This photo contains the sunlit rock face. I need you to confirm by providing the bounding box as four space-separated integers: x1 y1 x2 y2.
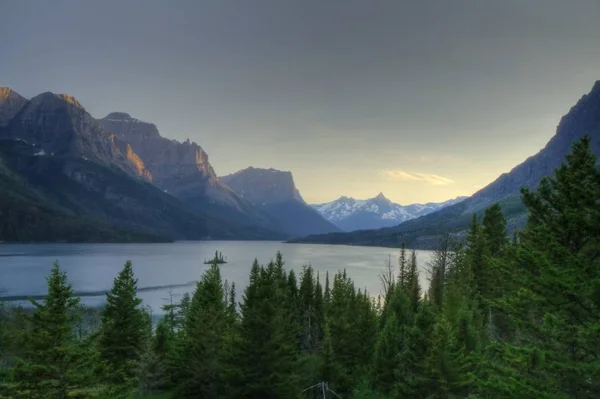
99 113 247 211
1 92 152 181
0 87 29 127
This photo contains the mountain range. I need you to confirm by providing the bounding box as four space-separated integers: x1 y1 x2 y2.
220 167 340 237
291 80 600 249
0 88 334 242
311 193 466 231
3 79 600 245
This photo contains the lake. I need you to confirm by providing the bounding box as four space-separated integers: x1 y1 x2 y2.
0 241 434 314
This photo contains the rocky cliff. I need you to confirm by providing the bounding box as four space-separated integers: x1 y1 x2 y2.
220 167 306 205
1 91 151 181
100 113 246 209
220 167 340 237
0 88 29 127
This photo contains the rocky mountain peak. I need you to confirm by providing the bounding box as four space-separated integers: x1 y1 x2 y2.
97 113 254 210
57 94 84 109
0 88 28 127
220 167 305 205
104 112 133 121
373 192 389 202
2 91 152 181
0 87 19 100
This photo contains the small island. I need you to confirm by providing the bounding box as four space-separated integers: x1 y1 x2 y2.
204 250 228 265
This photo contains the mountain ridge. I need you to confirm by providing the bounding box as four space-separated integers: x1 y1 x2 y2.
98 113 278 231
0 89 286 242
220 167 340 237
292 80 600 248
311 193 467 231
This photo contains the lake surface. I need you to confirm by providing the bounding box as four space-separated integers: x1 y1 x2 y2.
0 241 433 313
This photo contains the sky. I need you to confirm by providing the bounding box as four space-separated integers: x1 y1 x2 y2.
1 0 600 204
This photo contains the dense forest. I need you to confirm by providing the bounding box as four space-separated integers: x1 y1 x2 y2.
0 137 598 398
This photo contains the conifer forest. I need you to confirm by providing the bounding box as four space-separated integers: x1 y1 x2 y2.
1 137 599 398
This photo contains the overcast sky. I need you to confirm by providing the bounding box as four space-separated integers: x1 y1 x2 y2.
2 0 599 204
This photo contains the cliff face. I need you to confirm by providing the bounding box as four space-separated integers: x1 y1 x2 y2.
220 167 306 205
100 113 246 208
220 167 340 237
0 88 29 127
2 92 151 181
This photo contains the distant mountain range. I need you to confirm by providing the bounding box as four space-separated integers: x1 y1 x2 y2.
311 193 466 231
3 80 600 245
220 167 340 237
0 89 282 242
0 88 337 242
291 80 600 249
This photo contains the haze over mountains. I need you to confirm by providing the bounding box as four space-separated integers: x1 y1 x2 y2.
311 193 466 231
293 80 600 248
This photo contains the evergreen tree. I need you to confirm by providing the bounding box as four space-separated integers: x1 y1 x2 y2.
482 203 508 256
372 312 403 395
175 264 230 398
299 265 318 354
324 270 331 307
98 260 146 390
465 214 489 300
226 256 300 398
491 136 600 397
398 242 408 287
406 249 421 314
10 262 92 398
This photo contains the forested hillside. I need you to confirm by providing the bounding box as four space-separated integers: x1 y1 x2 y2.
0 138 598 398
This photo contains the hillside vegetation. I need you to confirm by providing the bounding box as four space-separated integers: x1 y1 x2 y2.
1 137 598 398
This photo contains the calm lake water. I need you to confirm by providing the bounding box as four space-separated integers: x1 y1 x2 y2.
0 241 433 313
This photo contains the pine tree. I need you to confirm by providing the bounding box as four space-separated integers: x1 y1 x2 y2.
482 204 508 256
226 256 300 398
98 260 146 390
299 265 318 353
406 249 421 314
466 214 489 300
396 301 437 397
491 136 600 398
10 262 92 398
175 264 229 398
324 270 331 307
372 312 403 395
398 242 408 287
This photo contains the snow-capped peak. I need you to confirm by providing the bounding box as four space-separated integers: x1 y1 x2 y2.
311 194 467 231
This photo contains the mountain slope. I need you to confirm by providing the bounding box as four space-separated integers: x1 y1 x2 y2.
311 193 466 231
0 88 28 127
0 89 285 242
1 91 152 180
98 113 279 231
220 167 340 237
0 139 282 241
292 80 600 249
0 142 166 243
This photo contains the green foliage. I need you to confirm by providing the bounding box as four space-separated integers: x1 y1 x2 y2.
173 264 230 398
4 139 600 398
99 261 147 390
9 262 94 398
225 258 301 398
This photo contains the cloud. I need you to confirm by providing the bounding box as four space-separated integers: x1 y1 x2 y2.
382 170 455 186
